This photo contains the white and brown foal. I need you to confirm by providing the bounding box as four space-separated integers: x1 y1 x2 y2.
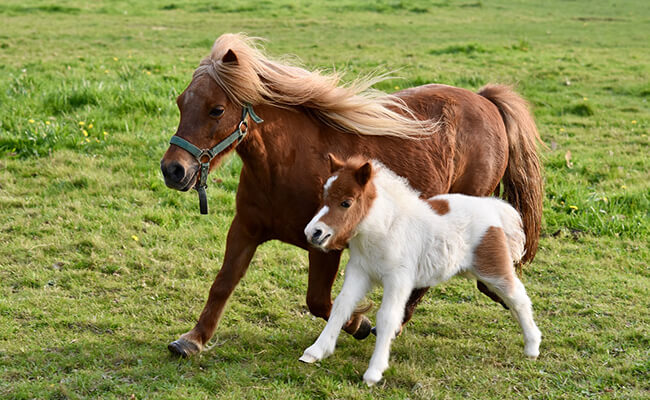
300 154 542 386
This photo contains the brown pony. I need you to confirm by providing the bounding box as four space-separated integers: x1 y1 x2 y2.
160 33 543 357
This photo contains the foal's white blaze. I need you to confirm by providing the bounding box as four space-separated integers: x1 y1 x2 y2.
304 206 334 249
323 175 338 195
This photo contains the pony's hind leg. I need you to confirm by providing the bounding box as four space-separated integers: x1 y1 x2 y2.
300 263 371 363
364 276 414 386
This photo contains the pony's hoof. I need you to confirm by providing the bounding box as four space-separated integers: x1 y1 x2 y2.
168 338 201 358
353 317 372 340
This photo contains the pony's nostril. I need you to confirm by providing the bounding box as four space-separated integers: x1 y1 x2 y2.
164 161 186 183
312 229 322 240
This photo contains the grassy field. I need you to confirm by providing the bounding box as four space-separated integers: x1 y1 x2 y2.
0 0 648 398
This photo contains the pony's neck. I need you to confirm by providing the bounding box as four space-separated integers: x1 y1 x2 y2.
235 104 317 186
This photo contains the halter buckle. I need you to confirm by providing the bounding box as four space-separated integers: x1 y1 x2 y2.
198 149 212 164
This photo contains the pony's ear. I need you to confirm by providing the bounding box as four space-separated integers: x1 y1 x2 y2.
328 153 344 173
222 49 238 64
355 162 372 186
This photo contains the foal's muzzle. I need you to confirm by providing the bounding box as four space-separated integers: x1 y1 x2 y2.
306 224 333 249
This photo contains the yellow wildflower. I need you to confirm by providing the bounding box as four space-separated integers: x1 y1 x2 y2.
631 120 637 124
132 235 139 241
82 129 88 137
105 70 109 74
559 128 565 132
103 131 108 136
85 138 90 143
621 185 627 189
113 57 118 61
394 86 400 90
95 138 100 143
602 196 608 203
583 97 588 101
45 121 50 125
28 119 35 124
79 121 85 126
146 70 151 75
88 123 93 129
569 205 578 210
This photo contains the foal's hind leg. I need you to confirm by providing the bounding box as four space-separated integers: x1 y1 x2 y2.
473 227 541 359
480 276 542 359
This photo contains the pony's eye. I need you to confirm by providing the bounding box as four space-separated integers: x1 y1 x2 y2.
340 200 351 208
209 107 225 118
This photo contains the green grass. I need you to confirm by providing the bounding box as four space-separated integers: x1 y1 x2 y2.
0 0 648 398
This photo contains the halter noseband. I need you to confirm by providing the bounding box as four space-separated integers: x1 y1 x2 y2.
169 104 263 215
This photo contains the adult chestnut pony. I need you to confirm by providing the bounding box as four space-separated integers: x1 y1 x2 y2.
160 33 543 357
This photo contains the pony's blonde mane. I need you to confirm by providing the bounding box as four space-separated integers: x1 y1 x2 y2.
194 33 438 138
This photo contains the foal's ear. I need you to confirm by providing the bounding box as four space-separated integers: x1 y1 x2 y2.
355 162 372 186
222 49 239 64
328 153 344 173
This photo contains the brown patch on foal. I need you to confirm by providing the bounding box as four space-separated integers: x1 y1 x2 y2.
474 226 514 288
427 198 450 215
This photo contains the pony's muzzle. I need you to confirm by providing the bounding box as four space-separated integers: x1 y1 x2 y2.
161 159 196 191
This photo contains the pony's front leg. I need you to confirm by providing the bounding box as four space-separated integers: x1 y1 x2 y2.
300 264 371 363
168 215 260 357
364 275 413 386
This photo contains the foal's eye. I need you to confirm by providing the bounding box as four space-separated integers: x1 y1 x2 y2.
209 107 225 118
340 200 351 208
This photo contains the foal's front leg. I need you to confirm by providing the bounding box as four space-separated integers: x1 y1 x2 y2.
364 275 413 386
300 264 371 363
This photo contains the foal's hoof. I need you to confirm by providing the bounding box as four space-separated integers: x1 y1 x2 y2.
299 353 319 364
370 326 403 337
168 338 201 358
353 317 372 340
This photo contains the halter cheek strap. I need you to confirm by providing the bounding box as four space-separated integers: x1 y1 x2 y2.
169 104 263 214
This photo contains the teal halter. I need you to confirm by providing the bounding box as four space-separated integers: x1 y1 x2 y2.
169 104 263 214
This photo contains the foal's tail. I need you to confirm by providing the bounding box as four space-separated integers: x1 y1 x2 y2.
479 85 543 266
496 201 527 265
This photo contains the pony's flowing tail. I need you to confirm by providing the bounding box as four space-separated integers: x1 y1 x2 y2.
478 85 543 266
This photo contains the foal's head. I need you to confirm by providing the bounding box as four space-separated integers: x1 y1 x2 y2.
304 154 377 251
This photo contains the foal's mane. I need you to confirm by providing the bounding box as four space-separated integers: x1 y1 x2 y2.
194 33 437 138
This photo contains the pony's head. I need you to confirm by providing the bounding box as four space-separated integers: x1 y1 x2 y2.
160 34 266 191
304 154 377 251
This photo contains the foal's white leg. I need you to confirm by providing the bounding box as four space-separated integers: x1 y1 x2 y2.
484 277 542 359
363 275 413 386
300 264 371 363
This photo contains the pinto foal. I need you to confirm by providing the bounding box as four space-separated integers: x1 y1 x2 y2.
300 155 542 386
